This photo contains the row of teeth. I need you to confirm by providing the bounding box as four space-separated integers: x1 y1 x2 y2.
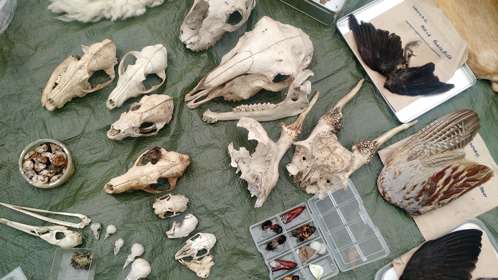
233 102 276 112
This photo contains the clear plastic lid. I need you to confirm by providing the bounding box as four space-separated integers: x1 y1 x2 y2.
279 0 347 26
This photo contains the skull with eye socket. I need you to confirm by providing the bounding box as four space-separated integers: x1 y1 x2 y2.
180 0 256 51
107 94 174 141
184 16 314 109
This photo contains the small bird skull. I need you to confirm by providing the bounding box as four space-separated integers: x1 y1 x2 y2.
152 194 189 219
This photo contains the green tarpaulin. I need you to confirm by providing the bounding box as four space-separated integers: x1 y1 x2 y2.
1 0 497 279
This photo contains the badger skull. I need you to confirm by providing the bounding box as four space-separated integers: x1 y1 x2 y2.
104 147 190 194
175 233 217 260
179 255 215 279
166 214 199 239
42 38 117 111
107 94 174 140
107 44 168 110
185 16 313 108
180 0 256 51
152 194 189 219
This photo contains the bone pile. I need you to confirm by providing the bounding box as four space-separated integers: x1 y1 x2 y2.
21 142 69 186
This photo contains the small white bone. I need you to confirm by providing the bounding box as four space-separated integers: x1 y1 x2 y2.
114 238 124 255
126 258 151 280
90 223 101 239
124 243 145 269
104 224 117 240
166 214 198 239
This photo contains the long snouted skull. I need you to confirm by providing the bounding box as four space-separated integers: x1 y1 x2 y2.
202 70 315 123
107 94 174 140
42 38 117 111
184 16 313 109
286 80 416 198
229 93 319 208
107 44 168 110
180 0 256 51
175 233 217 260
104 147 190 194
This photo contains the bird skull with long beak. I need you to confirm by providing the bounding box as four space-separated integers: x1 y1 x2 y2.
180 0 256 51
184 16 313 109
104 147 190 194
228 92 319 208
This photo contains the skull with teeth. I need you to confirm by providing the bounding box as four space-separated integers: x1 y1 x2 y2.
180 0 257 51
41 38 117 111
184 16 314 108
107 94 174 140
152 194 189 219
107 44 168 110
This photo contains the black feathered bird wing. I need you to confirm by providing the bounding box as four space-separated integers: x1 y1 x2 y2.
385 63 454 95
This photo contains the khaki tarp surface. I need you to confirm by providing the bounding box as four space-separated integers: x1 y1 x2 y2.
1 1 497 279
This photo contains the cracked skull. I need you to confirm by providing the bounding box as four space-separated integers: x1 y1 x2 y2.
152 194 189 219
41 38 117 111
104 147 190 194
107 44 168 110
180 0 256 51
184 16 313 108
107 94 174 140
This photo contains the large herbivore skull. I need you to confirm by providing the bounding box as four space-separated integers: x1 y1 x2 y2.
180 0 256 51
42 38 117 111
185 16 314 109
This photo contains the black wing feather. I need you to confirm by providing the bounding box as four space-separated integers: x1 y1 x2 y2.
385 63 454 95
400 229 482 280
348 15 404 75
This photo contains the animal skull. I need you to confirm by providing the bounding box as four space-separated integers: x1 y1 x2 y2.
126 258 151 280
42 39 117 111
152 194 189 219
179 255 215 279
180 0 256 51
104 147 190 194
185 16 314 108
175 233 217 260
166 214 199 239
107 94 174 140
107 44 168 110
229 93 318 208
286 80 415 198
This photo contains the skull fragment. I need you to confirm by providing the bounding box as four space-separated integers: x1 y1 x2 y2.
107 44 168 110
152 194 189 219
107 94 174 140
185 16 313 108
179 255 215 279
42 38 117 111
104 147 190 194
180 0 256 51
175 233 217 260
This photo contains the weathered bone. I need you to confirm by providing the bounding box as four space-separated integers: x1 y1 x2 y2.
152 194 189 219
229 93 319 208
179 255 215 279
185 16 313 108
42 39 117 111
175 233 217 260
180 0 256 51
107 44 168 110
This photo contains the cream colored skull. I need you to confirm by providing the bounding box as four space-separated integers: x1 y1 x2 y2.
41 38 117 111
107 44 168 110
107 94 174 140
152 194 189 219
185 16 314 108
180 0 256 51
175 233 217 260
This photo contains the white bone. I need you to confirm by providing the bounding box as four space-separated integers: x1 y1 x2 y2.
123 243 145 269
104 147 190 194
104 224 117 239
107 44 168 110
41 39 117 111
180 0 256 51
166 214 198 239
152 194 189 219
178 255 215 279
125 258 151 280
48 0 164 22
107 94 174 140
0 202 91 229
228 93 319 207
91 223 101 239
114 238 124 255
175 233 216 260
0 218 82 248
185 16 314 108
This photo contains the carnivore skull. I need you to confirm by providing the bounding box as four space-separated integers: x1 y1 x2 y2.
107 94 174 140
152 194 189 219
175 233 217 260
185 16 314 108
42 38 117 111
107 44 168 110
180 0 256 51
104 147 190 194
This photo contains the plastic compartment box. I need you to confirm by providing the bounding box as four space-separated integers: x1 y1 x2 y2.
250 180 390 280
0 0 16 34
279 0 347 26
49 248 96 280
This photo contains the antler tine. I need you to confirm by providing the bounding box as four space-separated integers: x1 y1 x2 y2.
331 79 364 113
373 121 417 147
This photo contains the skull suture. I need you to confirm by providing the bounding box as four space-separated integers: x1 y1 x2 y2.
185 16 314 109
180 0 256 51
107 44 168 110
107 94 174 140
286 80 415 198
104 147 190 194
152 194 189 219
41 38 117 111
175 233 217 260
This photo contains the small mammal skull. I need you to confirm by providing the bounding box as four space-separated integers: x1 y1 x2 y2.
179 255 215 279
180 0 256 51
104 147 191 194
42 38 117 111
153 194 189 219
175 233 217 260
107 94 174 140
107 44 168 110
166 214 198 239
